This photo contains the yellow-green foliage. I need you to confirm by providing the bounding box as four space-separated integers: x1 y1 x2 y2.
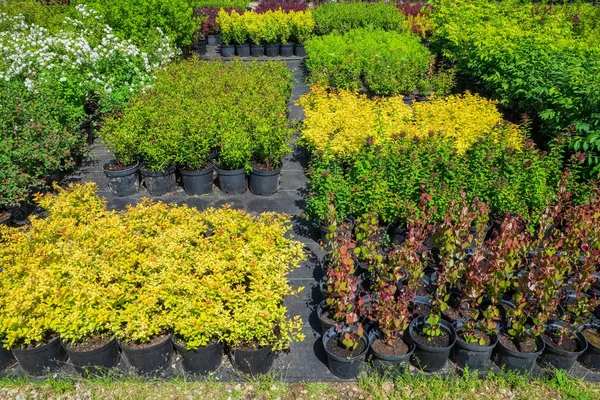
0 184 306 351
298 86 523 160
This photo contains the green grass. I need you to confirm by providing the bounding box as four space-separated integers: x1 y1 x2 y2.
0 371 599 399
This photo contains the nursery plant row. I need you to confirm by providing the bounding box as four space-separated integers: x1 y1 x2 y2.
316 189 600 379
99 59 293 197
0 184 306 377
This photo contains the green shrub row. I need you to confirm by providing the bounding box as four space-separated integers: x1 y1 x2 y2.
305 29 452 96
101 59 293 172
305 127 590 228
312 2 405 36
430 0 600 175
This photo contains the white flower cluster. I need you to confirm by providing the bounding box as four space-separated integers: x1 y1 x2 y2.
0 5 178 97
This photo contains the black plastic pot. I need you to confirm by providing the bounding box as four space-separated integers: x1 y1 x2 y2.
103 161 139 197
235 44 250 57
221 44 234 57
402 96 414 106
140 166 177 196
0 346 15 370
207 34 221 46
452 333 498 372
408 317 456 372
579 325 600 371
120 335 173 375
250 44 265 57
495 335 544 374
216 167 247 194
197 38 207 55
180 164 214 195
280 43 294 57
369 329 415 376
266 43 280 57
317 300 337 334
294 43 306 57
230 345 275 375
323 325 370 379
64 338 120 376
249 167 280 196
12 337 67 376
173 339 223 375
538 330 587 371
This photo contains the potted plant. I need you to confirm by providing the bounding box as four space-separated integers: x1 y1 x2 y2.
99 116 140 197
171 290 227 375
451 249 499 372
262 10 280 57
0 268 67 376
216 126 252 194
230 11 249 57
369 283 415 375
277 10 294 57
57 283 121 376
177 129 215 196
217 10 235 57
227 300 304 374
249 125 291 196
138 127 178 196
117 285 173 375
245 12 265 57
323 323 371 379
291 10 314 57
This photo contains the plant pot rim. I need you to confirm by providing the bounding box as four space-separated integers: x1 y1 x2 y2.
497 334 545 358
179 162 214 175
369 329 416 360
215 165 245 174
454 332 498 352
120 334 173 354
62 337 117 356
323 326 370 361
172 337 222 353
251 166 281 176
409 316 456 352
231 345 273 354
12 336 61 355
140 165 176 176
103 160 140 175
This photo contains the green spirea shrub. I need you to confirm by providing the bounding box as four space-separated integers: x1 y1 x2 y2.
431 0 600 175
305 29 433 96
76 0 199 48
101 59 293 172
312 2 405 35
306 130 588 227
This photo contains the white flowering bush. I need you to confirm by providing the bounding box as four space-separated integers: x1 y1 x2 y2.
0 5 177 111
0 5 177 208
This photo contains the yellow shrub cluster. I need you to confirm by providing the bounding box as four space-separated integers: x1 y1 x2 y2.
298 86 523 160
0 184 305 351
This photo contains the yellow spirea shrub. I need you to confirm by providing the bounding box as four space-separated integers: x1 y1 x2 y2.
0 184 306 351
298 86 523 160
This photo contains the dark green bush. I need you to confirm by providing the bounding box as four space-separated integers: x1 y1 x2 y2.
431 0 600 176
312 2 404 36
0 79 85 207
